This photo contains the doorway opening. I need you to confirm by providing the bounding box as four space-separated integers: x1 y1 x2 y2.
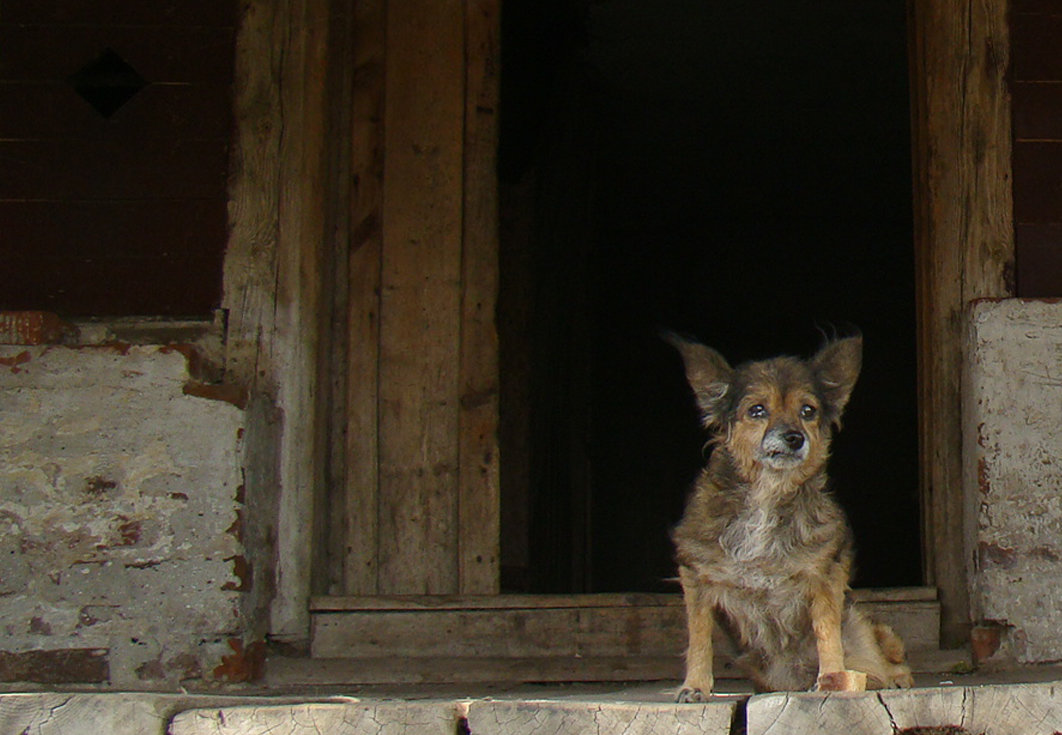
499 0 921 594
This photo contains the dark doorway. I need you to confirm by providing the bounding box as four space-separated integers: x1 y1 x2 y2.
499 0 920 593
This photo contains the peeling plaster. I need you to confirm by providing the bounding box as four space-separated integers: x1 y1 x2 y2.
0 345 248 687
966 300 1062 663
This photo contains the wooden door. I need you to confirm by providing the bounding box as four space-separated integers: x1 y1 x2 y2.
324 0 501 598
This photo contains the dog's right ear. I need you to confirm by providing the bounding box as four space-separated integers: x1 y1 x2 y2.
663 332 733 428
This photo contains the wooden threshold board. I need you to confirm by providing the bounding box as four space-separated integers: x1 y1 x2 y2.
305 588 947 683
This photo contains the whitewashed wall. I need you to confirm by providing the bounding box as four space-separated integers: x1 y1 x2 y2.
0 345 248 687
965 298 1062 662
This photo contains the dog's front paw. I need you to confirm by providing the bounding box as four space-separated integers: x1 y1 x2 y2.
815 670 867 692
676 686 711 703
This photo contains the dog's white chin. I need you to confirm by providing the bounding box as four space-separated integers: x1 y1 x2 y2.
760 451 806 471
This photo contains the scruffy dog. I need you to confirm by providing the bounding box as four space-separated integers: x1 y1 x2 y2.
666 333 913 701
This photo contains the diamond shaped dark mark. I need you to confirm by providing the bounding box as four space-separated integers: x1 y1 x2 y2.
68 48 149 118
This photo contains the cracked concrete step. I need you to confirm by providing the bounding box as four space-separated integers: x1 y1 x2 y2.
745 682 1062 735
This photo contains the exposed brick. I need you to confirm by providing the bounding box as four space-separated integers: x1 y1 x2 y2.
971 625 1002 663
0 648 109 683
0 311 75 345
212 638 265 682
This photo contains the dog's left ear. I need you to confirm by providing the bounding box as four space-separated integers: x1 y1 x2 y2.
811 336 862 426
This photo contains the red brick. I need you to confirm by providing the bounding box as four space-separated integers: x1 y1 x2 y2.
0 311 75 344
0 648 109 683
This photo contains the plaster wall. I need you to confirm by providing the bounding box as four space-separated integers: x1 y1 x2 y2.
0 345 250 687
965 298 1062 663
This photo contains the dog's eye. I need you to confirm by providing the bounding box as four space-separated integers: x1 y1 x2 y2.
800 404 817 420
747 404 768 419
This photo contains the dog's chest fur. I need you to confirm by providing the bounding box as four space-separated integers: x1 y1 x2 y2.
673 453 850 649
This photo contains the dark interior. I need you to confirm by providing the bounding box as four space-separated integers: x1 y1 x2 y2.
499 0 920 593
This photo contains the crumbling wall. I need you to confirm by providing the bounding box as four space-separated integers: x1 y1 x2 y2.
0 344 252 688
965 298 1062 663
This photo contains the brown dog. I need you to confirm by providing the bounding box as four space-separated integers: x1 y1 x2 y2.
667 334 913 700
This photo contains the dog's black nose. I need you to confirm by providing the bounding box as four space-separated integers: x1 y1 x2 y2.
782 431 805 451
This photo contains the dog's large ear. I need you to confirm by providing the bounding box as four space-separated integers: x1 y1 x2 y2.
663 332 733 428
811 335 862 426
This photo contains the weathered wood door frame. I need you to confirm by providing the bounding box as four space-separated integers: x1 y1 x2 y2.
227 0 1016 651
908 0 1014 647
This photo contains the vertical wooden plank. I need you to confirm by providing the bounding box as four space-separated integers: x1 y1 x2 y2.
341 0 386 595
908 0 1013 647
378 0 465 594
224 0 333 641
322 0 355 596
458 0 501 595
271 0 332 636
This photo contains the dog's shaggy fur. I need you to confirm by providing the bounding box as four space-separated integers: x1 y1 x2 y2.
667 334 913 701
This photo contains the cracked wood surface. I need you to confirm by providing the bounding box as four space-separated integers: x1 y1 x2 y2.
747 683 1062 735
169 701 457 735
465 700 736 735
0 694 349 735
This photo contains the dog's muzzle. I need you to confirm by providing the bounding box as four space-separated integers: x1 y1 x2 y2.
760 427 808 468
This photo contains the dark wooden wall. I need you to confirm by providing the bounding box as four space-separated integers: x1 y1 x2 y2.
0 1 235 316
1012 0 1062 296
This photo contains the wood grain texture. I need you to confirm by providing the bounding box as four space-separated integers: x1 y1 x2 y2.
458 0 502 595
309 589 941 667
224 0 332 641
340 0 386 596
377 0 466 594
908 0 1014 647
747 682 1062 735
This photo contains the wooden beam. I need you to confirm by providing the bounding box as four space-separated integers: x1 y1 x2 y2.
225 0 334 642
306 589 946 681
908 0 1014 647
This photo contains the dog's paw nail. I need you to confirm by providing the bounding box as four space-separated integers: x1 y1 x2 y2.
676 687 710 703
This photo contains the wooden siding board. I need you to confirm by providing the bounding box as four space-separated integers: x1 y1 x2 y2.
1 0 237 27
308 589 940 665
0 139 229 201
1013 142 1062 224
1012 82 1062 141
0 83 234 141
1011 12 1062 81
312 606 687 659
458 0 502 595
377 0 466 595
0 253 223 316
0 200 225 260
340 0 386 596
1015 224 1062 297
0 25 235 85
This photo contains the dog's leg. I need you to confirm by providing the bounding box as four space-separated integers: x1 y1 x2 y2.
809 579 866 691
677 566 714 702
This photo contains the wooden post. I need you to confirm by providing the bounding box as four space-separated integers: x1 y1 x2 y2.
908 0 1013 647
226 0 334 641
